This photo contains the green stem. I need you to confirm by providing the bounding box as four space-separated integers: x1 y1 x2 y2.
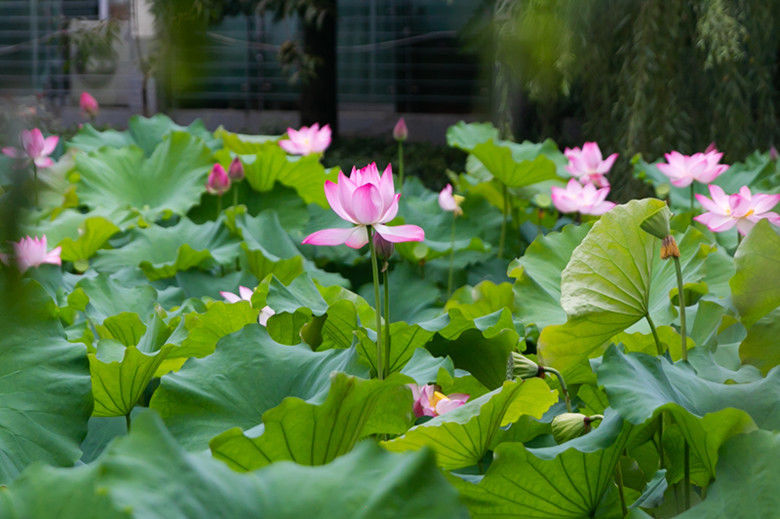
368 227 384 380
397 142 404 194
32 163 39 208
673 256 688 361
233 184 238 207
616 453 628 518
383 269 391 379
544 367 571 412
216 195 222 219
498 182 508 258
689 185 694 211
125 412 131 432
658 414 665 469
684 440 691 510
645 313 664 356
447 214 456 298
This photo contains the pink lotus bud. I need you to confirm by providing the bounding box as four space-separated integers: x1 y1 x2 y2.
80 92 99 118
228 157 244 181
206 164 231 195
770 146 778 161
393 117 408 142
704 142 717 154
373 232 394 261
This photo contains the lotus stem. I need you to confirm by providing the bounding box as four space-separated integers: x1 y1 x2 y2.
684 441 691 510
673 256 688 362
397 142 404 194
232 185 238 207
32 163 39 208
383 269 391 378
689 185 694 211
657 413 665 470
498 183 508 258
543 366 572 412
645 313 664 356
217 195 222 218
368 226 384 380
447 213 456 297
125 412 131 432
616 452 628 518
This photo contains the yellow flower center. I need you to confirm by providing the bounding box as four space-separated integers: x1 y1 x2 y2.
430 391 449 407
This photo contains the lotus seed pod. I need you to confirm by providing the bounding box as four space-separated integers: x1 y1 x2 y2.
551 413 590 443
660 235 680 260
507 351 542 380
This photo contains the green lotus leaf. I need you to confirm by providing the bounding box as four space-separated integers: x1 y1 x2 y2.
539 199 733 382
630 469 668 512
676 430 779 519
214 126 280 154
356 321 436 376
400 348 456 385
58 216 120 266
66 123 135 154
448 416 632 518
224 142 338 208
445 281 515 319
210 373 413 470
170 300 259 362
74 274 158 324
446 121 499 150
149 326 367 450
74 131 213 220
382 379 557 470
730 219 780 328
739 307 780 375
0 410 467 519
0 280 92 483
92 218 241 280
508 223 591 328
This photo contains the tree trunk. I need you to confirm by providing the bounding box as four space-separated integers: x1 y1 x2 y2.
300 1 338 136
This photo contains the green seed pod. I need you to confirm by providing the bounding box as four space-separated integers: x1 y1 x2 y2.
551 413 590 443
507 351 542 380
640 205 672 240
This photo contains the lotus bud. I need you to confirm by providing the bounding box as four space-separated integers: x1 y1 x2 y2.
551 413 603 443
393 117 408 142
373 232 394 262
80 92 99 118
206 164 231 195
660 235 680 260
228 157 244 181
507 351 543 380
770 146 778 161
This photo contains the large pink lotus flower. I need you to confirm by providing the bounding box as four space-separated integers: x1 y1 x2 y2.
438 184 464 216
551 179 616 216
694 185 780 236
657 150 729 188
1 235 62 273
80 92 99 118
2 129 58 168
564 142 617 188
206 164 231 195
279 123 331 155
409 384 469 418
220 285 276 326
302 162 424 249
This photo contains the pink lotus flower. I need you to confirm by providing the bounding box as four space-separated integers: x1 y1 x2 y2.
279 123 331 155
393 117 408 142
206 164 231 195
80 92 99 118
228 157 244 181
694 185 780 236
2 129 58 168
409 384 469 417
551 179 616 215
564 142 617 188
302 163 424 249
438 184 464 216
657 150 729 188
2 235 62 273
220 286 276 326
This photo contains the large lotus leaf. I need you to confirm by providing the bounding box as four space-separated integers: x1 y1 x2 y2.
508 223 591 328
355 321 436 376
170 301 259 361
214 127 280 154
468 140 558 188
58 216 120 267
730 220 780 328
739 307 780 375
446 121 500 150
400 348 456 384
74 274 158 324
66 123 135 153
0 280 92 482
0 411 467 519
539 200 729 382
676 430 779 519
149 326 367 450
92 218 241 280
445 281 515 319
449 417 633 518
597 346 772 481
74 132 213 219
210 373 413 470
227 143 338 208
382 379 557 470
